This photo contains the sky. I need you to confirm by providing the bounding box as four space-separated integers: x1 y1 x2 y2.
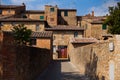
1 0 120 16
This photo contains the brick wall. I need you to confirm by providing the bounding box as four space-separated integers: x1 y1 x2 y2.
0 32 52 80
68 38 120 80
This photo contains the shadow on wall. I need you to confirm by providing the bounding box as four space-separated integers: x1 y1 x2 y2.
58 16 68 25
0 31 2 80
85 48 105 80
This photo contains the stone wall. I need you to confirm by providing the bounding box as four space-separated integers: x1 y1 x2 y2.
1 22 45 32
68 38 120 80
0 32 52 80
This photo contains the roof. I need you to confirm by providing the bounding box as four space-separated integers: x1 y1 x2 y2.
3 31 53 38
102 34 113 37
59 9 76 11
71 38 97 44
0 15 14 19
31 31 53 38
45 26 85 31
0 5 25 9
0 18 45 22
91 21 104 24
26 10 45 14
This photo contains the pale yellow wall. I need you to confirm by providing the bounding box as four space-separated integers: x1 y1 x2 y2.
2 9 15 15
53 31 83 46
27 13 45 20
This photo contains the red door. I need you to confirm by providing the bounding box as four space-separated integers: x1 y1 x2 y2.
58 46 67 58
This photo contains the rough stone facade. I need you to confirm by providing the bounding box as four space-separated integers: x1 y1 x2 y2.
68 37 120 80
1 5 25 17
58 10 77 26
1 22 45 32
0 32 52 80
52 30 83 59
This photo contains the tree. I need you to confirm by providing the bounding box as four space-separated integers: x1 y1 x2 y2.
12 24 32 45
105 2 120 34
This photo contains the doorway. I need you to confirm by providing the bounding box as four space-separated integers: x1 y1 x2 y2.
58 46 67 58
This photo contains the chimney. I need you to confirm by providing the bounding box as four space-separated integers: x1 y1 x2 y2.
92 11 94 17
22 3 25 6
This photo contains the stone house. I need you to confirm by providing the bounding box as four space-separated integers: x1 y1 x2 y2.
0 18 46 32
79 15 108 39
46 26 84 58
0 3 26 18
25 5 77 27
0 4 109 59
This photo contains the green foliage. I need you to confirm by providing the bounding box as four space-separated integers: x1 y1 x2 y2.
12 24 32 45
105 2 120 34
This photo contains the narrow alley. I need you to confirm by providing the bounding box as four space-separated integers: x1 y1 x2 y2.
36 60 89 80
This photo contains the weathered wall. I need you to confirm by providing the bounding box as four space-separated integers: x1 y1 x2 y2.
1 22 45 32
0 32 52 80
68 38 120 80
59 10 77 26
45 5 58 27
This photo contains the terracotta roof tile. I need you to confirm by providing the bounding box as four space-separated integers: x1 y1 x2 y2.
45 26 85 31
59 9 76 11
71 38 97 44
0 18 45 22
3 31 53 38
26 10 45 14
0 5 24 9
31 31 53 38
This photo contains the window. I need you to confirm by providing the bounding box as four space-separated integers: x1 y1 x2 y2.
74 32 78 37
50 7 54 12
0 10 2 14
102 24 107 30
64 11 68 16
40 16 44 20
30 39 36 45
50 18 54 22
53 45 56 53
36 24 39 31
58 11 61 16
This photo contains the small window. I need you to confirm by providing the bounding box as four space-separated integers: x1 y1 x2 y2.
30 39 36 45
50 7 54 12
102 24 107 30
36 24 39 31
53 45 56 53
40 16 44 20
64 11 68 16
58 11 61 16
74 32 78 37
50 18 54 22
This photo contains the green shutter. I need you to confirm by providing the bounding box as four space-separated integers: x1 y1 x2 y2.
102 24 107 30
64 11 68 16
40 16 44 19
50 8 54 12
